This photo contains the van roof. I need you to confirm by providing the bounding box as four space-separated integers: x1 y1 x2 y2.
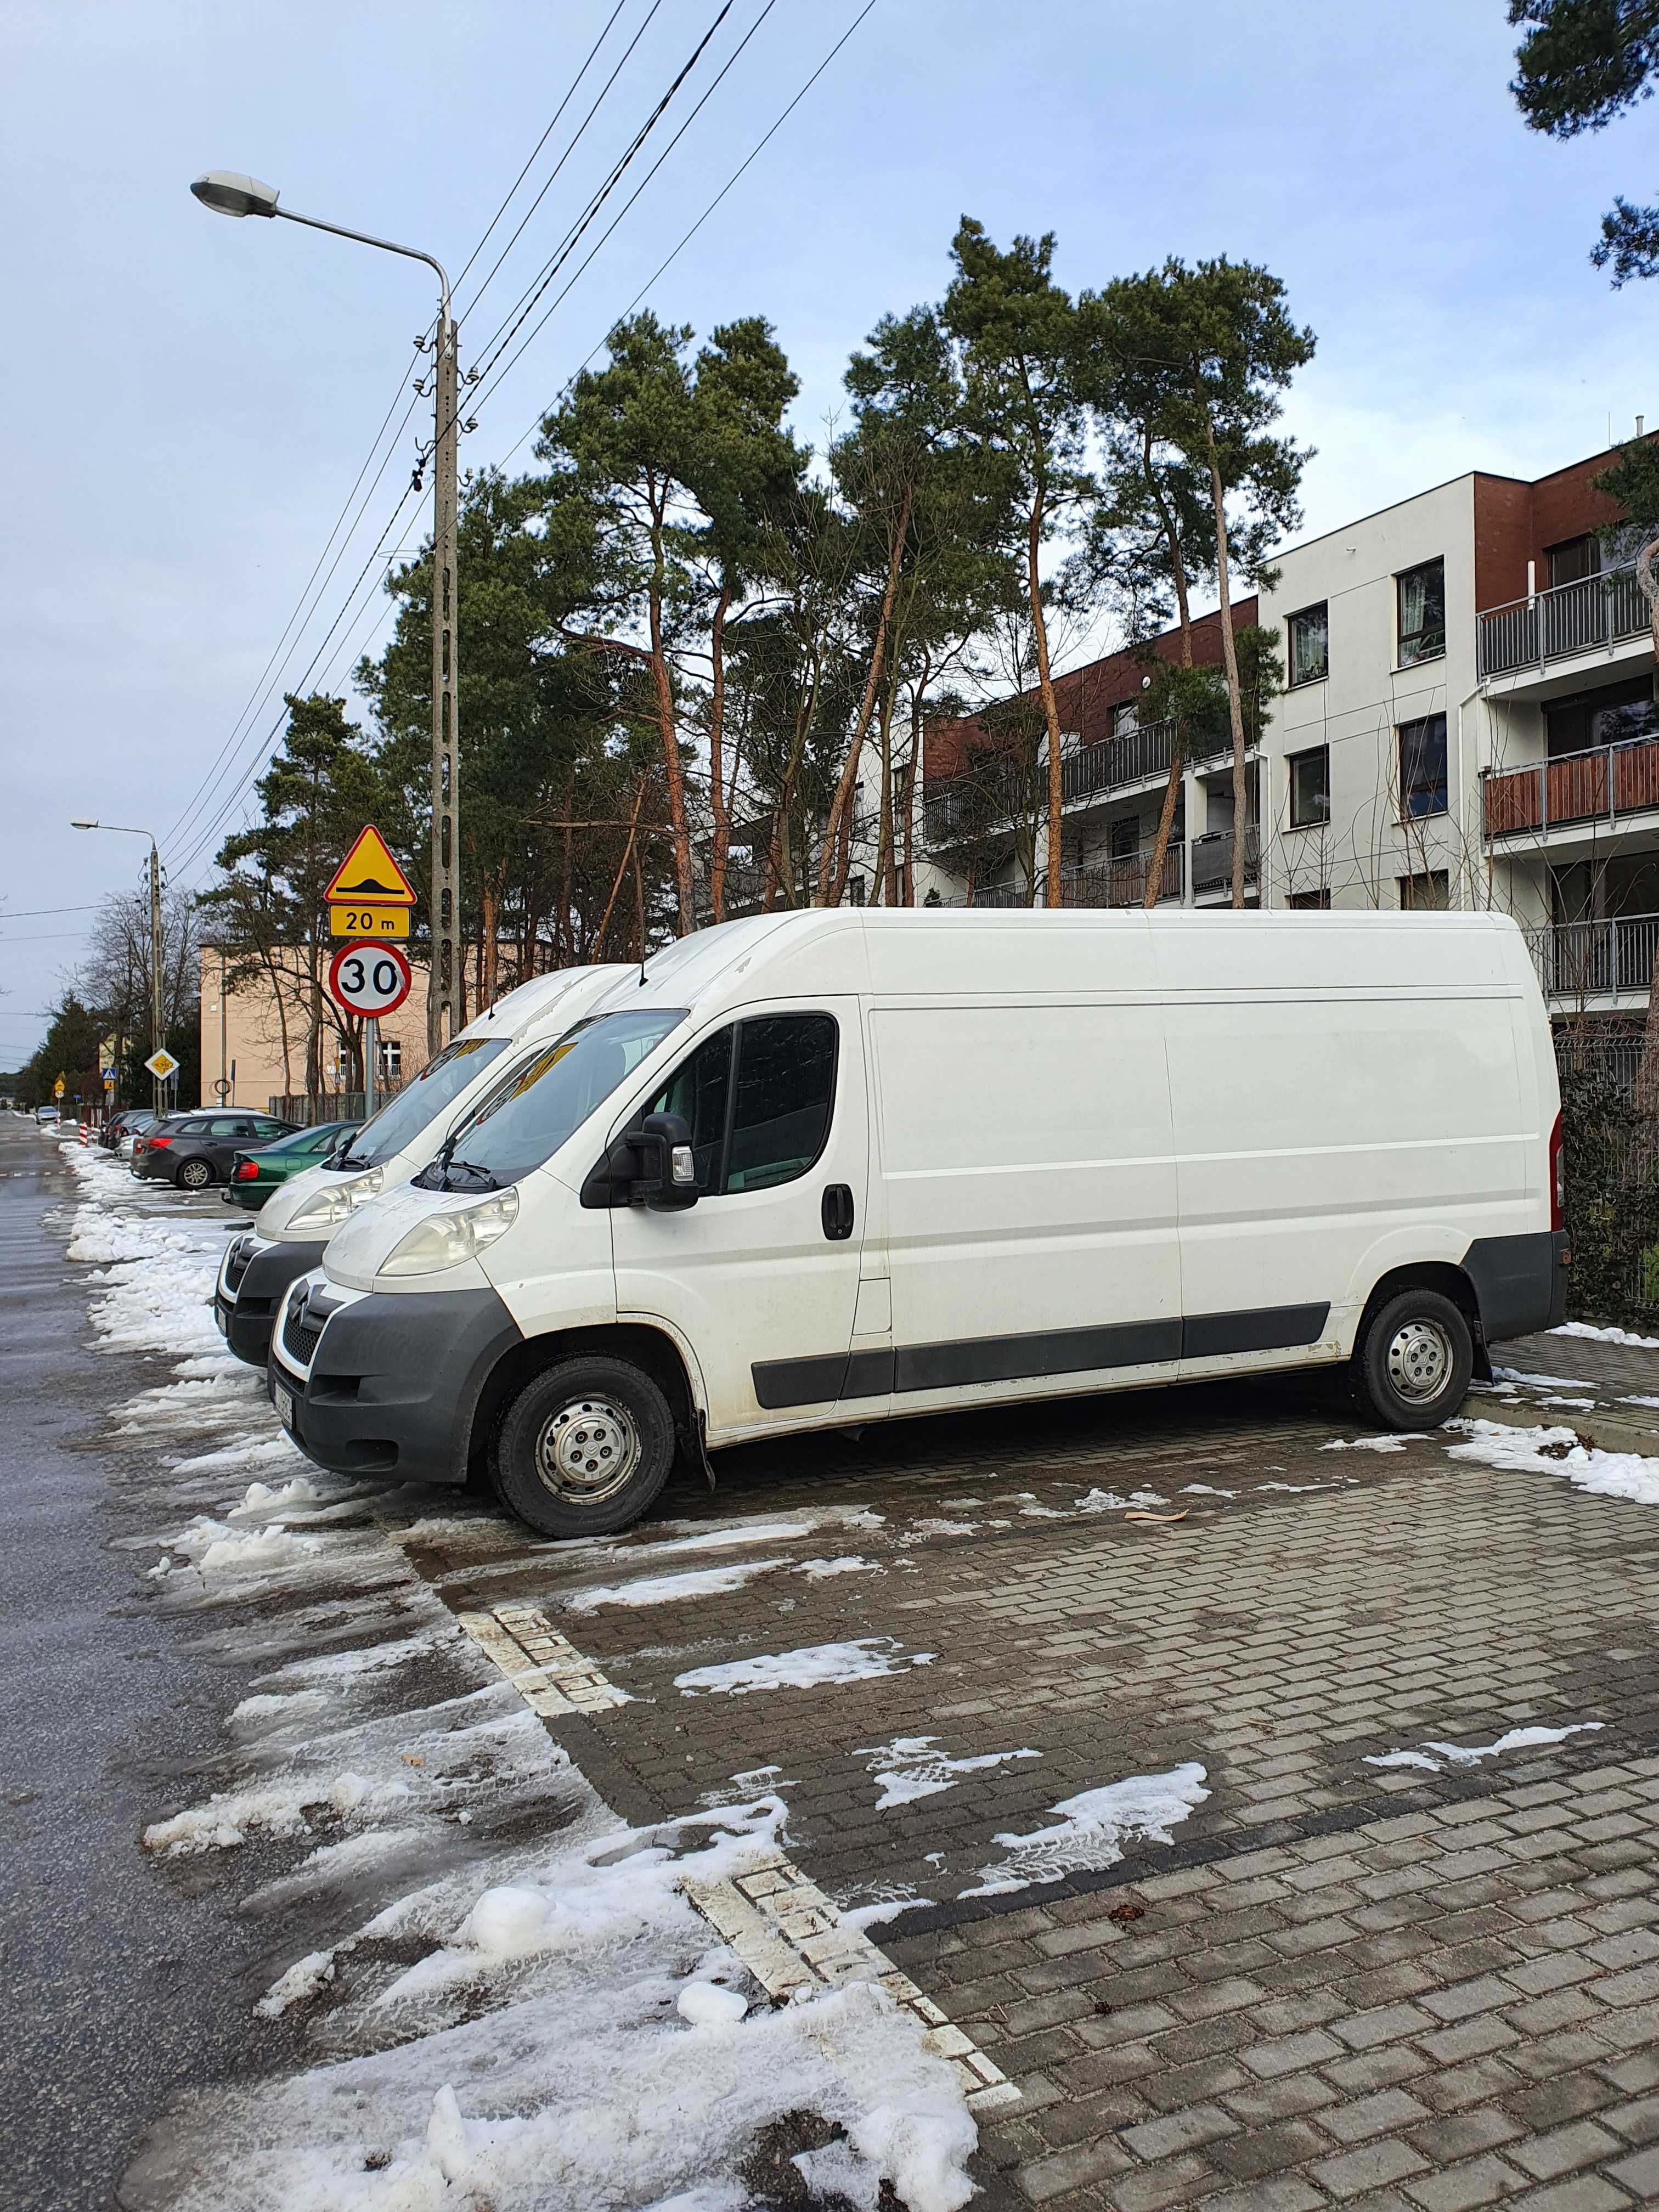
587 906 1534 1020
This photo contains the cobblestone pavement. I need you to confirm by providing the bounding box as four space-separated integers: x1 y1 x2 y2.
373 1330 1659 2210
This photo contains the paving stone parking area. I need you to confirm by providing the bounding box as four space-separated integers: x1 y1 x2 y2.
398 1339 1659 2209
27 1132 1659 2211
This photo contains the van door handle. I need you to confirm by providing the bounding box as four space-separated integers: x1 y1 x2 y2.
821 1184 854 1240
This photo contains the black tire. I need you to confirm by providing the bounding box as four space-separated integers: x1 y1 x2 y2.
493 1356 676 1538
1352 1288 1473 1431
176 1156 213 1191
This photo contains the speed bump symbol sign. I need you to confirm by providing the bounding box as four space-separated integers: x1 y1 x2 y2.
325 826 415 907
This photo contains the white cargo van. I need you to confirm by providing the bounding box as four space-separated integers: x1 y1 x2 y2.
216 963 627 1365
269 910 1566 1536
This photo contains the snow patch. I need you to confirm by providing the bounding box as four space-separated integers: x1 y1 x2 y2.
1364 1723 1602 1776
962 1763 1209 1897
859 1735 1042 1810
1555 1320 1659 1349
567 1557 791 1611
675 1639 934 1699
1448 1419 1659 1506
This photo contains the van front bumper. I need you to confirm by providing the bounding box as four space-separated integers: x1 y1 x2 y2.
217 1237 328 1366
270 1284 523 1488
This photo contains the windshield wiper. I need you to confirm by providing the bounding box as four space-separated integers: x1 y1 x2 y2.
443 1158 499 1190
336 1150 375 1171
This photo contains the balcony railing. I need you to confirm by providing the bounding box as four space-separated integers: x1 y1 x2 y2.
1192 825 1260 894
1478 564 1650 680
925 719 1239 844
1525 912 1659 1000
966 843 1186 910
1481 731 1659 839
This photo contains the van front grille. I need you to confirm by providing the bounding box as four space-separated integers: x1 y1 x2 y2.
281 1294 323 1369
224 1238 254 1295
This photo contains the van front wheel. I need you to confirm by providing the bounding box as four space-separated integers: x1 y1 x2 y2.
1352 1289 1472 1431
494 1356 676 1538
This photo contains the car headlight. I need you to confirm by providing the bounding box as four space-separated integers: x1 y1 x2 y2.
285 1167 386 1234
378 1188 520 1278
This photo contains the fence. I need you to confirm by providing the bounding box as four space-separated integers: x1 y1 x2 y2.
1554 1028 1659 1323
268 1088 401 1125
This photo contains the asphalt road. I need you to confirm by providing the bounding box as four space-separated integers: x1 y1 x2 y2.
0 1123 284 2211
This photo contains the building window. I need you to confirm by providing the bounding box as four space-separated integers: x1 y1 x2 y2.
847 873 866 907
1288 746 1330 828
1399 870 1450 911
1113 700 1140 736
1544 674 1659 759
377 1037 402 1083
1288 888 1331 909
1548 534 1601 589
1286 603 1329 687
1398 713 1448 817
1109 814 1139 863
1397 558 1446 667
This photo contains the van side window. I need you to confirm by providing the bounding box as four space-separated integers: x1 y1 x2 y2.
727 1015 836 1193
647 1027 732 1192
645 1013 837 1196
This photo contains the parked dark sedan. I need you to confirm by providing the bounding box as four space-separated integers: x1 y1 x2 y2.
100 1108 154 1152
224 1120 362 1212
132 1110 299 1189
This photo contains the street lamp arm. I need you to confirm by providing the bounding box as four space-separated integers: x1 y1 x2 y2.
273 208 450 318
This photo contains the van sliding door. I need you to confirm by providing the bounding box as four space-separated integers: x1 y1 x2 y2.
871 1000 1181 1408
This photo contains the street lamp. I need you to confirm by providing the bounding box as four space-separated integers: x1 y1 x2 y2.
190 170 460 1057
71 820 165 1113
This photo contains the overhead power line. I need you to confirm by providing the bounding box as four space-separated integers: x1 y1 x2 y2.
495 0 879 465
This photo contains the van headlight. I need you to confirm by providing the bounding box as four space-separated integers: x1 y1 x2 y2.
379 1188 519 1278
286 1167 386 1234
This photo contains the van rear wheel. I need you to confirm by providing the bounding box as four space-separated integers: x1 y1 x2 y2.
494 1356 676 1538
1352 1289 1472 1431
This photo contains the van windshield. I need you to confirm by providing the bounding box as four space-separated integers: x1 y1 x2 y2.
416 1008 687 1192
335 1037 510 1170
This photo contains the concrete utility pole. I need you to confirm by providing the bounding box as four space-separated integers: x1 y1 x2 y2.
70 821 167 1111
148 838 165 1114
190 171 461 1057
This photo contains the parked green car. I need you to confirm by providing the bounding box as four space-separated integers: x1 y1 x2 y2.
223 1120 363 1212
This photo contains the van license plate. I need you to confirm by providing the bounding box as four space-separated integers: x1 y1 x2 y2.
275 1385 295 1432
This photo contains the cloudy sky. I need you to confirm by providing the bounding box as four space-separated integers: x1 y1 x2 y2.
2 0 1652 1057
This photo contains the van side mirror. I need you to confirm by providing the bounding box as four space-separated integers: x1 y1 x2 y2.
578 1112 698 1210
635 1112 698 1210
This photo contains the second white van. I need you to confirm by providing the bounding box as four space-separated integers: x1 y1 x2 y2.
269 909 1566 1536
216 963 626 1365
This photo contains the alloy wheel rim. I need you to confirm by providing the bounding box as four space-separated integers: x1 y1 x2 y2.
182 1161 210 1188
533 1396 641 1504
1385 1318 1453 1404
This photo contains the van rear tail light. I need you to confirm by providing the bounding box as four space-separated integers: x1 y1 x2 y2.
1549 1110 1565 1232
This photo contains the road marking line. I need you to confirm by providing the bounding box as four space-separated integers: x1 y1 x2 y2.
456 1602 631 1714
683 1846 1020 2115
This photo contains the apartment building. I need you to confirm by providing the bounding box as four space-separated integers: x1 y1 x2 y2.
921 432 1659 1023
918 600 1263 910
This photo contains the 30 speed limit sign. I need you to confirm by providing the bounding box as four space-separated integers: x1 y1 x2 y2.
328 940 413 1018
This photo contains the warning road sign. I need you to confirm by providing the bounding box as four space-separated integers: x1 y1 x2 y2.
144 1048 180 1082
328 941 413 1019
324 825 416 907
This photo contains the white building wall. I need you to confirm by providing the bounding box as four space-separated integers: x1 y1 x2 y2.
1256 475 1491 916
